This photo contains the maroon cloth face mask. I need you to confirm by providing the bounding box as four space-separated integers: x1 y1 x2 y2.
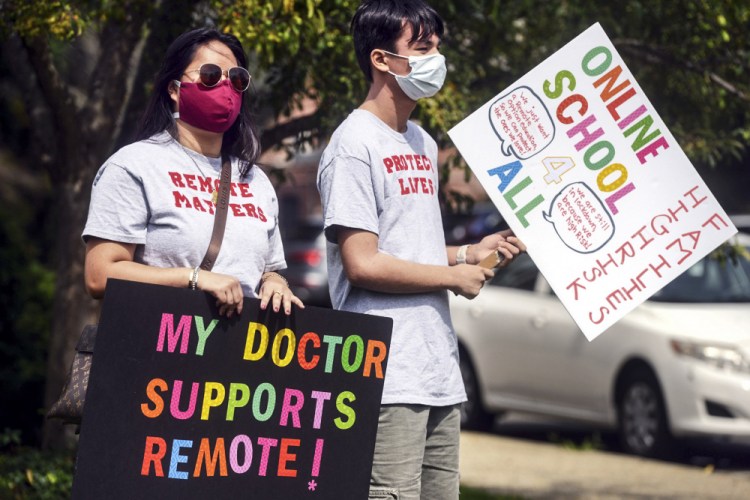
176 79 242 133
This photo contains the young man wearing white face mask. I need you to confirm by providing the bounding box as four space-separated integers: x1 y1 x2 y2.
317 1 525 498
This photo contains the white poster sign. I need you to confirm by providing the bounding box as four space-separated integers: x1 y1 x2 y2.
449 23 737 340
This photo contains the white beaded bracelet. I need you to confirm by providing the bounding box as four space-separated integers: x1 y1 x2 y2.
456 244 470 264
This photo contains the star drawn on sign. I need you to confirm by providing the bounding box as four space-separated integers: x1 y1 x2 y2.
308 479 318 491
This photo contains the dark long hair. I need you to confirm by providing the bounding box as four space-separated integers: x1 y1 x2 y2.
137 28 260 176
351 0 444 82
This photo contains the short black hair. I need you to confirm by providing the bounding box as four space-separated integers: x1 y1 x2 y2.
137 28 261 176
351 0 444 82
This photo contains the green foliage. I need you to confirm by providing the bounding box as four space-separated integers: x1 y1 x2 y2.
215 0 362 146
0 430 74 500
0 0 151 40
709 237 750 267
0 1 95 40
0 187 55 444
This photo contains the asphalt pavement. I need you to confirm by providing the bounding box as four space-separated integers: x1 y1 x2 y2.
459 426 750 499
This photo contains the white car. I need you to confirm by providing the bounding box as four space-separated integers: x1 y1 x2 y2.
452 233 750 458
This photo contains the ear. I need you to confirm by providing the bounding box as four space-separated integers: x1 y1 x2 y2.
370 49 390 75
168 81 180 106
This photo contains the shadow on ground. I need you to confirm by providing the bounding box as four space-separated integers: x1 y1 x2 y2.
490 412 750 472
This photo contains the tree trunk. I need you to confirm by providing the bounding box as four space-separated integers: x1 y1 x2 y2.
42 172 101 449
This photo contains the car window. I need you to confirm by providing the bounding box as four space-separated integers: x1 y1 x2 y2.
488 252 538 291
650 244 750 303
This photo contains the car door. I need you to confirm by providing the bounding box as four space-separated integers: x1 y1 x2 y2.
529 276 612 414
471 254 604 415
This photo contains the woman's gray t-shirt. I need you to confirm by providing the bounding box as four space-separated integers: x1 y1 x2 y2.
83 131 285 297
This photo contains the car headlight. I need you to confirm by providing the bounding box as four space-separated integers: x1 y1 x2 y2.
670 339 750 374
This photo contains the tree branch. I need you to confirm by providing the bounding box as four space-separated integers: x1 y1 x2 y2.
86 1 157 158
19 34 81 181
260 112 322 152
614 38 748 102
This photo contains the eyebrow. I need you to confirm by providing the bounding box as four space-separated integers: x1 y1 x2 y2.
410 36 440 49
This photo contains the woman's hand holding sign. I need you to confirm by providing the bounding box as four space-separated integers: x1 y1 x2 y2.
259 272 305 315
194 270 245 317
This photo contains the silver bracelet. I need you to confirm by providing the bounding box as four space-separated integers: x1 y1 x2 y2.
456 244 470 264
189 266 200 290
262 271 288 287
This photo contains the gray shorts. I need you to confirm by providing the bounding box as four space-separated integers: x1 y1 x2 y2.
369 404 461 500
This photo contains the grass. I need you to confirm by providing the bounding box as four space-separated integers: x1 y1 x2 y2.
461 485 525 499
547 430 606 451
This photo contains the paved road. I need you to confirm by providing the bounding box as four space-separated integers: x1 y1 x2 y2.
459 426 750 499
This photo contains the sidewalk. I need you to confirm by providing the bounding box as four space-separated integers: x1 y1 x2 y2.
459 431 750 499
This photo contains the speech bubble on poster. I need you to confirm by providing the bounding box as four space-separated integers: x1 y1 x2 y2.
488 86 555 159
543 182 615 253
72 279 392 500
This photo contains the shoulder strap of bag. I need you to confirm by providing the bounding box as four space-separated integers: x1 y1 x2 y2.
199 155 232 271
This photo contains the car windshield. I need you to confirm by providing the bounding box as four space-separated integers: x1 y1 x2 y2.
650 244 750 303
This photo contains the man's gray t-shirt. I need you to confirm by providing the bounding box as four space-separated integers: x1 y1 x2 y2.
317 109 466 406
83 131 285 296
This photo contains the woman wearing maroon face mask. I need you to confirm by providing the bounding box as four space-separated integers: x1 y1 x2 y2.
83 28 303 317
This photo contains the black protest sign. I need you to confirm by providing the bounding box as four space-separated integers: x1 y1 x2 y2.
72 279 392 500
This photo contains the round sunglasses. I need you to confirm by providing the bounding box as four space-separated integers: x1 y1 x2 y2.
183 63 251 92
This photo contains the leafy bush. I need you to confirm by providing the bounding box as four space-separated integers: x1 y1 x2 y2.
0 430 74 500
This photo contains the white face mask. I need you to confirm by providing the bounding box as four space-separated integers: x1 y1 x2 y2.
384 51 447 101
